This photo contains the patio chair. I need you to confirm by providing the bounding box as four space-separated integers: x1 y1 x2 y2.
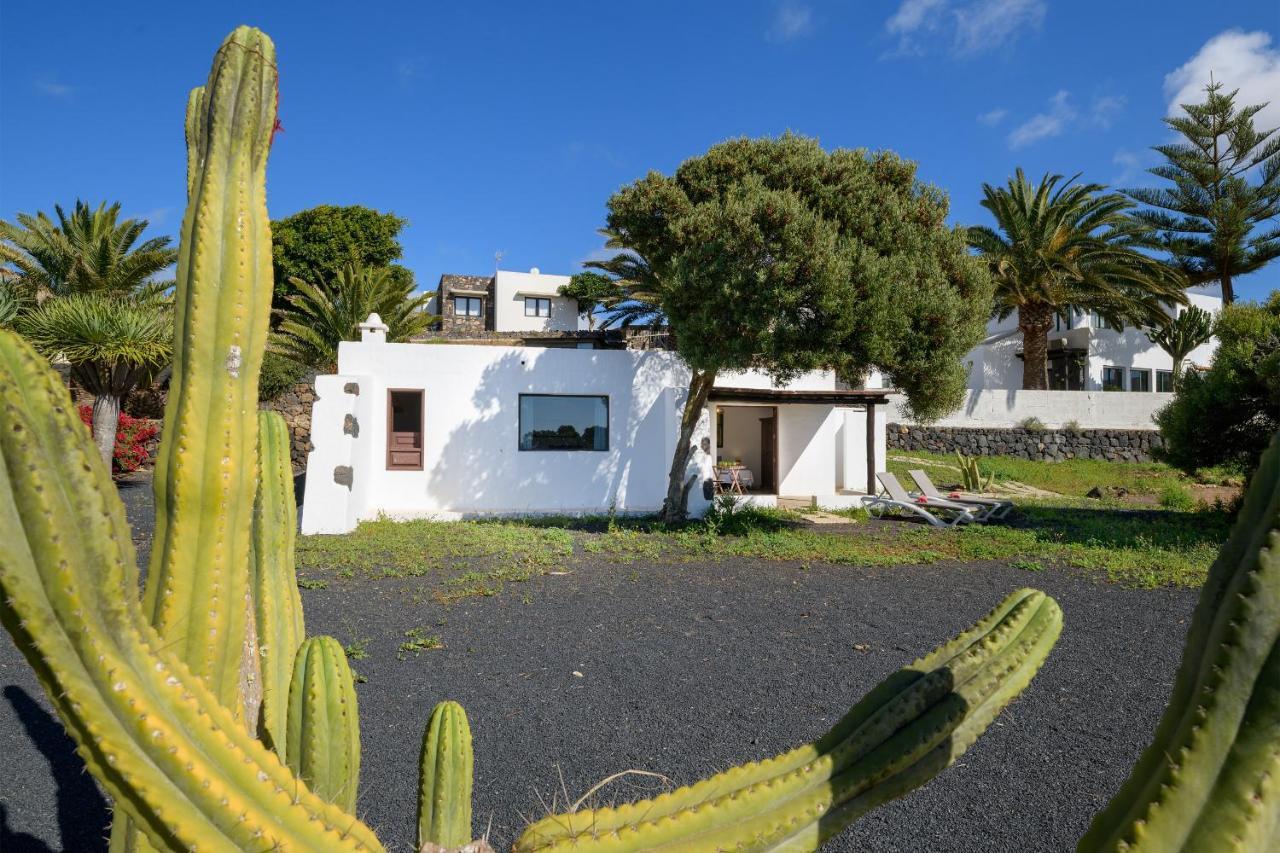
907 469 1014 521
861 471 979 528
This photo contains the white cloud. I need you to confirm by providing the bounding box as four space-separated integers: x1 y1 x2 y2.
1008 90 1075 149
768 1 813 42
978 108 1009 126
34 77 73 97
885 0 1045 57
1089 94 1125 129
1165 30 1280 132
1111 149 1150 186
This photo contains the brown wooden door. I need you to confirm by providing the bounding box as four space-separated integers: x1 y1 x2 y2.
760 415 777 493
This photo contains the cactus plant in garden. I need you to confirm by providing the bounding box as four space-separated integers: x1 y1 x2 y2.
955 449 994 493
0 22 1274 853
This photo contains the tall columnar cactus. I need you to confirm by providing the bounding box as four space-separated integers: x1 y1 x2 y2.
286 636 363 812
1078 432 1280 851
254 410 306 760
141 23 277 725
419 701 475 850
515 587 1062 851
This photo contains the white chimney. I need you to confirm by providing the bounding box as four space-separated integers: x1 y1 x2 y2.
529 267 540 275
359 312 389 343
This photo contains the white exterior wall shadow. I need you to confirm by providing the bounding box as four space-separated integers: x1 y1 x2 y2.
885 389 1171 429
301 342 886 534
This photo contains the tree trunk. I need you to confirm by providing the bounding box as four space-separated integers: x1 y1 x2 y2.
1220 270 1234 305
661 369 717 524
1171 355 1184 382
91 394 121 470
1018 305 1054 391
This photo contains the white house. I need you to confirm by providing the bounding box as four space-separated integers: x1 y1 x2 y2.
434 268 584 338
299 317 889 534
887 284 1223 429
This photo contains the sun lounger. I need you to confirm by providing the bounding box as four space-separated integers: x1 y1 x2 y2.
907 469 1013 521
861 471 979 527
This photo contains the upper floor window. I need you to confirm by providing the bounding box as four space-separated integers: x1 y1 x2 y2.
519 394 608 451
1130 368 1151 392
1092 311 1123 332
1156 369 1174 393
453 296 482 317
1102 366 1125 391
524 297 551 318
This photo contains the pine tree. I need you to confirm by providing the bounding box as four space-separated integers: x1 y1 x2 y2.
1125 80 1280 304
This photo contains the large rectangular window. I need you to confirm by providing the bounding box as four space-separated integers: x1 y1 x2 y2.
1130 368 1151 392
386 389 423 470
453 296 482 317
1156 369 1174 392
1102 366 1125 391
1092 312 1123 332
519 394 608 451
524 297 551 317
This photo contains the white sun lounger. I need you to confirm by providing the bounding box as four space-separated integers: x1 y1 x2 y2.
861 471 979 527
907 469 1014 521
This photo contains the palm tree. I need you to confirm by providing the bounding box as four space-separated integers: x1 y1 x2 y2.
0 200 177 299
1146 304 1215 380
272 262 435 370
583 227 669 330
17 292 173 466
968 170 1188 390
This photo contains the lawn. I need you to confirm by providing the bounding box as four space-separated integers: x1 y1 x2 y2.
298 454 1234 593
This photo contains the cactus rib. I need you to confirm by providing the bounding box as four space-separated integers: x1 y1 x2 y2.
0 331 384 851
142 24 277 722
1079 432 1280 851
419 700 475 849
254 410 306 760
286 636 363 812
514 587 1062 852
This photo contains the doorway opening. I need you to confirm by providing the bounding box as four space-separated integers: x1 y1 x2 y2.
714 405 778 494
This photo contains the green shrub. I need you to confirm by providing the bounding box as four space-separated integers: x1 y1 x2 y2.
1019 416 1047 431
1158 483 1196 511
259 350 308 401
1063 419 1082 433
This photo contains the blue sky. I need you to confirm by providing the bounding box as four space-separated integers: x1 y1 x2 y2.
2 1 1278 300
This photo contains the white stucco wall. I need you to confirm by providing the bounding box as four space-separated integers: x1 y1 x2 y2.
493 269 580 332
886 389 1172 429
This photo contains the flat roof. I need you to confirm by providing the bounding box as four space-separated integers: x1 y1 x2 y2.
709 386 893 405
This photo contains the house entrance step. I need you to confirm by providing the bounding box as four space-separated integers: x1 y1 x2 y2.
777 495 815 511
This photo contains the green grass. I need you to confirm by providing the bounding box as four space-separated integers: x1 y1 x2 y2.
886 449 1239 499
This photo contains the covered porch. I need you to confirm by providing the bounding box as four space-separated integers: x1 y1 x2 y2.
706 386 890 510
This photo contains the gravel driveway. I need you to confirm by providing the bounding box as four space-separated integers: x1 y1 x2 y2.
0 477 1197 852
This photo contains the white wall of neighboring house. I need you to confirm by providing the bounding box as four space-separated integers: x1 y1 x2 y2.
300 339 886 534
493 269 580 332
887 283 1225 428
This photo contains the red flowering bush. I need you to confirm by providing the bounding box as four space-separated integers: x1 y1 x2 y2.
78 405 160 474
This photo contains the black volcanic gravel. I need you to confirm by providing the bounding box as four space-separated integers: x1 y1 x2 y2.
0 475 1197 852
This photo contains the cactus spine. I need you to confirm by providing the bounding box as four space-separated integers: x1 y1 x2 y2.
286 636 363 812
1078 432 1280 851
419 701 475 849
954 450 993 493
254 410 306 760
515 587 1063 851
141 24 277 724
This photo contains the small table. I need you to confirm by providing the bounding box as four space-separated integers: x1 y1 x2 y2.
715 464 753 494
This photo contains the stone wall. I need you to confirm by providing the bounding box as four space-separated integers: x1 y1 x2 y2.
888 423 1164 463
260 380 316 469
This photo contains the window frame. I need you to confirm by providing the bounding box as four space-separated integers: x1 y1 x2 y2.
1156 369 1174 393
517 393 609 452
386 388 424 471
1129 368 1152 393
453 295 483 317
1101 366 1126 392
524 296 552 318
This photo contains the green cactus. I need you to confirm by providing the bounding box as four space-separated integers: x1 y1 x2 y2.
419 701 476 849
286 636 362 812
254 410 306 760
514 587 1061 851
1078 430 1280 852
141 23 277 728
954 449 994 493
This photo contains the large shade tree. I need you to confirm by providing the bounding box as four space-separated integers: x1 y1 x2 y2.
0 201 177 300
17 292 172 465
271 204 414 304
1125 81 1280 304
598 134 993 521
272 262 434 370
968 170 1187 390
